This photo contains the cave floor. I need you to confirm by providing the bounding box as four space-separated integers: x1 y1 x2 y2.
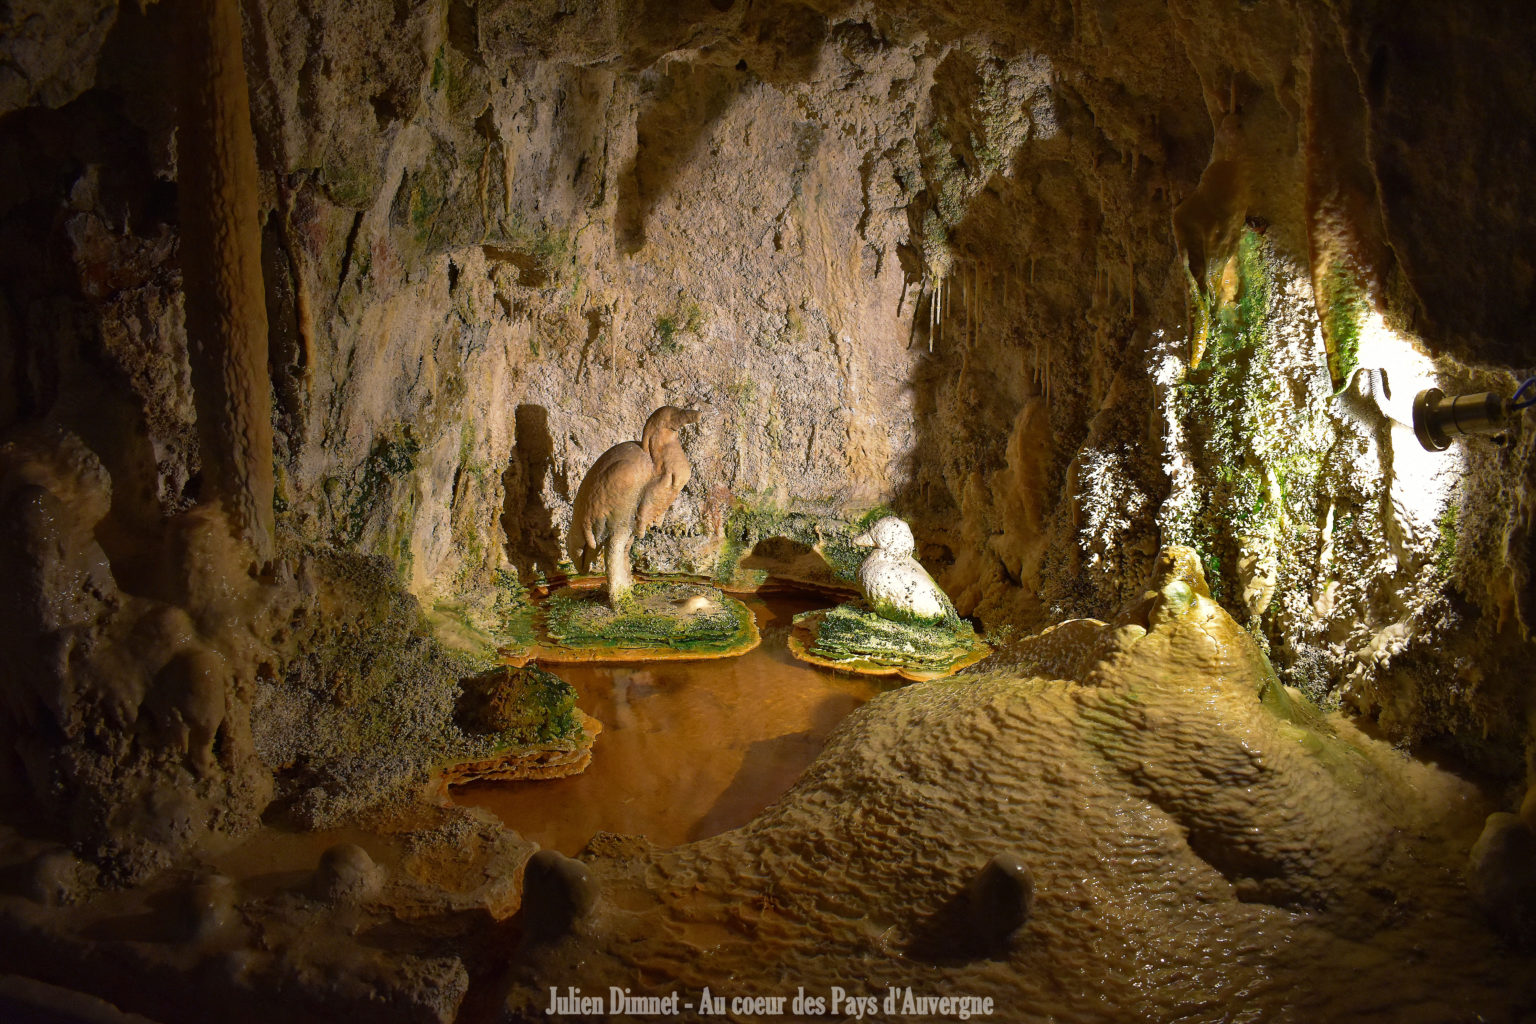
3 572 1535 1024
499 566 1536 1023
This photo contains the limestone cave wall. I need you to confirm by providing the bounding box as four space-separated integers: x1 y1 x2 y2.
2 0 1535 863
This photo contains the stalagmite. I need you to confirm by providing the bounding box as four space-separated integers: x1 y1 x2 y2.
177 0 275 562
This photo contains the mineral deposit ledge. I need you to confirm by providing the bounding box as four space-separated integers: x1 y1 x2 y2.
547 985 998 1019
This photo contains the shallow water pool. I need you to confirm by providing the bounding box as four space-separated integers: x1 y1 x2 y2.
452 592 884 855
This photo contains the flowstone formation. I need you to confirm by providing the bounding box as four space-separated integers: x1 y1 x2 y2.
505 548 1535 1021
0 427 276 884
7 0 1529 781
789 515 990 680
703 499 892 595
3 0 1536 1018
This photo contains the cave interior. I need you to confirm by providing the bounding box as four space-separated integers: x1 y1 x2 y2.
2 0 1536 1021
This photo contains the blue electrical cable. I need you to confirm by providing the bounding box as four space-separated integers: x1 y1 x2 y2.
1512 376 1536 410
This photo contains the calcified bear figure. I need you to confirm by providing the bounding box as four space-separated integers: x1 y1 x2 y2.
851 516 957 622
567 406 700 602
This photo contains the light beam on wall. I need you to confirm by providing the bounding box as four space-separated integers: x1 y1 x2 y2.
1347 310 1464 540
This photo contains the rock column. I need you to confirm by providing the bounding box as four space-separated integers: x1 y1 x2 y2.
177 0 275 562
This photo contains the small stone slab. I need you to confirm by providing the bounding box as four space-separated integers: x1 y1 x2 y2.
436 711 603 787
787 605 992 682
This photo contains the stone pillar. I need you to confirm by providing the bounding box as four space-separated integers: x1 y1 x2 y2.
177 0 275 562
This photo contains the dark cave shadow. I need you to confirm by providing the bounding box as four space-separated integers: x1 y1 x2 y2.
575 305 605 384
615 61 745 254
888 54 1183 622
0 101 178 596
78 886 200 944
737 535 835 578
614 0 857 253
904 891 1039 965
501 404 567 582
0 0 210 602
686 691 861 841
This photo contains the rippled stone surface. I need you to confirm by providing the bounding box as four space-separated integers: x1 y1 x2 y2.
503 552 1532 1022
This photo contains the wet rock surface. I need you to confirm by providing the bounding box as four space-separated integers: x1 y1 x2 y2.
3 0 1532 775
0 0 1535 1021
502 553 1533 1022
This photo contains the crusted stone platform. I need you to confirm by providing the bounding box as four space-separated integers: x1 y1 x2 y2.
787 603 992 682
433 710 602 789
515 579 760 664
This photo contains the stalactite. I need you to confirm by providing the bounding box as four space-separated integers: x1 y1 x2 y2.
178 0 275 562
971 262 979 350
927 280 936 353
968 263 976 350
927 277 940 354
273 178 315 415
958 265 973 381
960 265 968 351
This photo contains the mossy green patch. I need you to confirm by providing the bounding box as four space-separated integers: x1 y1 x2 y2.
1434 502 1459 579
1166 228 1329 620
654 314 681 353
542 581 755 655
457 664 581 749
492 567 538 649
652 298 704 354
252 547 584 828
866 592 963 631
335 427 421 570
1318 259 1369 393
428 567 539 664
795 602 987 677
713 494 891 587
321 162 378 211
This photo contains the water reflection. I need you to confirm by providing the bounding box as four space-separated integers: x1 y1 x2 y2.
452 593 882 854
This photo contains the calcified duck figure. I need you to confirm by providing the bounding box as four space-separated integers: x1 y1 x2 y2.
567 406 700 603
852 516 957 622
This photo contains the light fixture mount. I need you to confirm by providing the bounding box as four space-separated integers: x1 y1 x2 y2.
1411 388 1509 451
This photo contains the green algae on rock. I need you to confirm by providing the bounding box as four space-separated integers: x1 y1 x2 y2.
251 546 593 828
788 602 991 681
536 581 760 661
455 663 580 745
711 495 892 592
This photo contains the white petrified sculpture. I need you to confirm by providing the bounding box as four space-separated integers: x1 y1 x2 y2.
566 406 699 603
850 516 955 623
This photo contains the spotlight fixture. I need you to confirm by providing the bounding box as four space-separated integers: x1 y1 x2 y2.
1412 378 1535 451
